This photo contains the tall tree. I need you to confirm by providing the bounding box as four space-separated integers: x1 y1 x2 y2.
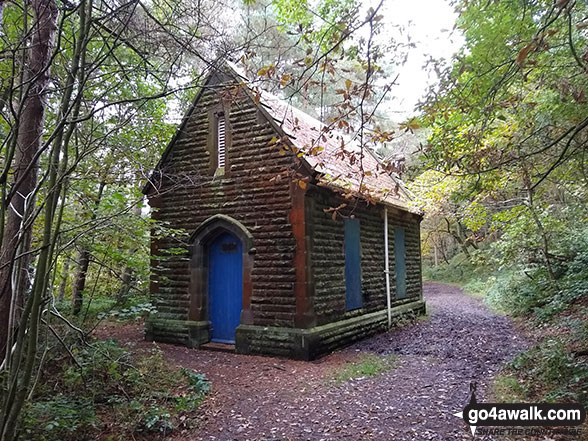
415 0 587 279
0 0 59 436
0 0 58 365
0 0 407 437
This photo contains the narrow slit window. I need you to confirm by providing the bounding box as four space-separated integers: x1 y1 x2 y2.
217 114 226 168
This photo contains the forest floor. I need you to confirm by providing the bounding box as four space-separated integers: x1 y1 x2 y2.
98 282 529 441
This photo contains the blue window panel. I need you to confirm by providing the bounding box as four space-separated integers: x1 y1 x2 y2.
345 219 363 311
208 232 243 343
394 227 407 299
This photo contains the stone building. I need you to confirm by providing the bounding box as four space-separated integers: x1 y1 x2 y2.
143 62 425 360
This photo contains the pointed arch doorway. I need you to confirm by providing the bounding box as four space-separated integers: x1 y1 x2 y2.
188 215 255 346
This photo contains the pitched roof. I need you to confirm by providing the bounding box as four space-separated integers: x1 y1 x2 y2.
258 88 414 210
225 62 417 212
146 61 419 214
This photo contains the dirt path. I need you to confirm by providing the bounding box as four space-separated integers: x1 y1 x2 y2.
105 282 527 440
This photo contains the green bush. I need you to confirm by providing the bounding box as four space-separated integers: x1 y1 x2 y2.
20 339 210 440
422 253 479 285
485 268 550 316
485 249 588 320
422 247 498 287
21 396 99 441
97 301 156 322
508 338 588 405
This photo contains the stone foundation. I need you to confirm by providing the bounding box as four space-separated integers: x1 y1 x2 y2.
146 299 425 360
145 319 209 348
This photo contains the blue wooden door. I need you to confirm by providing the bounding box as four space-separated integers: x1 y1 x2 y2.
208 232 243 343
394 227 407 299
345 219 362 310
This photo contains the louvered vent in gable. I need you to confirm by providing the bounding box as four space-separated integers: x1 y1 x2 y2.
217 114 226 168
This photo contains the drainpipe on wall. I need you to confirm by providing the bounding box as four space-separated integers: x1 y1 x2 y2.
384 207 392 328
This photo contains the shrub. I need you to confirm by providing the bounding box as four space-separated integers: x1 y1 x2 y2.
485 269 549 316
508 338 588 405
485 250 588 320
20 339 209 441
97 302 156 322
422 254 477 284
422 249 494 287
21 396 99 441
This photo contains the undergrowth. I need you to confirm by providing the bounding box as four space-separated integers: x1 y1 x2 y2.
493 335 588 407
18 338 210 441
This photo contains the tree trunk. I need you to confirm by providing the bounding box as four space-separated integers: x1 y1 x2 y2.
444 217 471 259
520 164 557 285
526 193 557 283
0 0 9 116
116 203 142 305
0 0 58 364
71 250 90 315
439 238 449 264
116 266 133 305
455 221 473 258
56 259 70 303
70 181 105 315
0 0 58 437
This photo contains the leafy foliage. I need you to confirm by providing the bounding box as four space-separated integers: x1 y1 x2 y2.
20 339 209 440
415 0 588 408
500 337 588 406
97 302 156 322
22 397 98 441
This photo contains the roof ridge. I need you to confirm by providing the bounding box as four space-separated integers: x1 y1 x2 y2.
145 60 419 213
222 60 416 210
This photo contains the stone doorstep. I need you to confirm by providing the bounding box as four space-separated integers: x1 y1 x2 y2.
200 342 236 353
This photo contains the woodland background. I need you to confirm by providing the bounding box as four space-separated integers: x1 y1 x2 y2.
0 0 586 439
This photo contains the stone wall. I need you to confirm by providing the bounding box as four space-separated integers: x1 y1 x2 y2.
387 204 423 300
145 69 424 357
236 299 426 360
148 73 299 341
307 188 422 326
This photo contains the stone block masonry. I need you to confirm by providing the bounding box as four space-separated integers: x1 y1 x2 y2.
144 66 425 359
